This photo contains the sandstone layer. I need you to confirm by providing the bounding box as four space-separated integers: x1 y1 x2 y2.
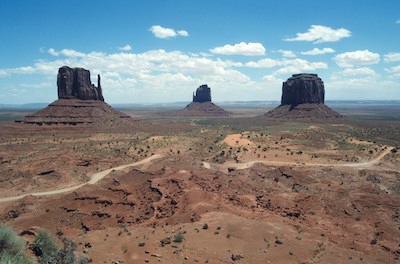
57 66 104 101
182 85 231 116
19 66 132 126
266 73 342 119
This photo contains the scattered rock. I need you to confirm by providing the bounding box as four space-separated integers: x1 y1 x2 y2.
231 254 243 261
160 237 171 246
138 242 145 247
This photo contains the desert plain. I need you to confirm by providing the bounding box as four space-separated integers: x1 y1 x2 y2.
0 103 399 264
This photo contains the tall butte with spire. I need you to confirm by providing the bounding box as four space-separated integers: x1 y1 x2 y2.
19 66 131 126
265 73 342 119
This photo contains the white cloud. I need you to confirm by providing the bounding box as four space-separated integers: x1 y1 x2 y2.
0 70 9 78
397 19 400 24
177 30 189 37
243 57 327 76
342 67 377 77
48 48 59 56
245 58 280 68
384 52 400 62
334 50 380 68
149 25 189 39
277 49 296 58
210 42 266 56
60 49 86 57
301 48 335 55
284 25 351 43
273 59 328 75
118 44 132 51
385 65 400 78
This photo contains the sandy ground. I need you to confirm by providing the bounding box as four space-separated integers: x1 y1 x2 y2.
0 117 399 263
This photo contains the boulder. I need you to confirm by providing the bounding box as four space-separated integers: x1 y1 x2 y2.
57 66 104 101
193 84 211 103
281 74 324 105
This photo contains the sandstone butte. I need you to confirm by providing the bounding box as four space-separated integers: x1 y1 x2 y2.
18 66 132 126
183 84 231 116
266 73 342 119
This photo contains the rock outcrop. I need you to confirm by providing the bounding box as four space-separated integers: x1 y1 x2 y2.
19 66 133 127
193 84 211 103
181 84 231 116
281 74 324 105
266 74 342 119
57 66 104 101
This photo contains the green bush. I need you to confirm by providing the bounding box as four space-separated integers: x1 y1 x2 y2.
0 226 25 255
33 231 59 263
173 233 184 243
0 252 34 264
55 238 88 264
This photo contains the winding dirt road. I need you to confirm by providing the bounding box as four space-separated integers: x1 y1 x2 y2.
208 147 395 171
0 154 163 203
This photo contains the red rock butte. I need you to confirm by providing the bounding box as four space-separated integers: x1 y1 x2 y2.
18 66 132 126
266 73 342 119
182 84 231 116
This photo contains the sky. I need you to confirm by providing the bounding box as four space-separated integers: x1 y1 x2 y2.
0 0 399 104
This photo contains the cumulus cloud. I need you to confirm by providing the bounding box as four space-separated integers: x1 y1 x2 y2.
301 48 335 55
177 30 189 37
342 67 377 77
334 50 380 68
149 25 189 39
284 25 351 43
384 52 400 62
48 48 59 56
210 42 266 56
118 44 132 51
245 58 280 68
244 57 327 75
273 59 328 75
385 65 400 78
277 49 296 58
1 47 262 102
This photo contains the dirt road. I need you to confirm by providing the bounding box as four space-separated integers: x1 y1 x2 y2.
212 147 395 171
0 154 163 203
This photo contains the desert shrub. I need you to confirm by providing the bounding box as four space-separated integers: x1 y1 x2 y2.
0 226 25 256
202 223 209 230
33 233 87 264
0 252 34 264
33 231 59 263
55 238 88 264
173 233 184 243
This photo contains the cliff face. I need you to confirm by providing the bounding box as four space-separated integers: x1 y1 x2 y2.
57 66 104 101
193 84 211 103
266 73 342 119
281 74 324 106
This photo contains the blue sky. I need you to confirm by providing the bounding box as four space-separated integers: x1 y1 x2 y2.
0 0 399 104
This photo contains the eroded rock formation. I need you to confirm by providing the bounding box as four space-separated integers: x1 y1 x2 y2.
19 66 134 126
180 84 230 116
266 73 342 119
193 84 211 103
281 74 324 105
57 66 104 101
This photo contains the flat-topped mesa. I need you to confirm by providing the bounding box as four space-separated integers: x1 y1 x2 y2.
281 73 324 106
57 66 104 101
193 84 211 103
